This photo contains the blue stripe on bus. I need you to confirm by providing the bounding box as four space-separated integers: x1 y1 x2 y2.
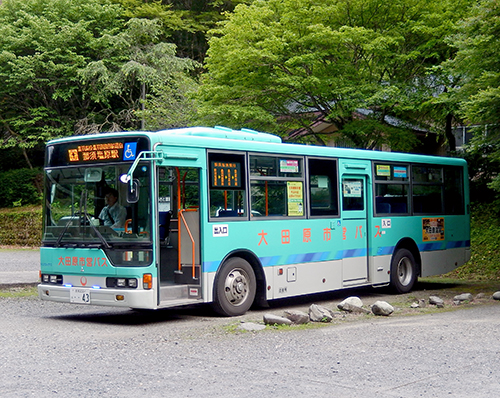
376 246 395 255
446 240 470 249
342 248 367 258
259 255 282 266
203 240 470 272
203 260 221 273
418 242 446 251
418 240 470 252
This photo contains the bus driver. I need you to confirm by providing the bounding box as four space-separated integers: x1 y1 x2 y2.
99 188 127 229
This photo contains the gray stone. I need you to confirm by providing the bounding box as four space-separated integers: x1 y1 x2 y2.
263 313 292 326
237 322 266 331
454 293 473 302
371 301 394 316
284 310 309 324
411 299 427 309
475 293 486 300
429 296 445 308
492 291 500 300
338 302 371 314
309 304 334 323
338 296 363 311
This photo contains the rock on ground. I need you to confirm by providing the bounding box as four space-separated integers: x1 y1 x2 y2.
263 313 292 326
284 310 309 324
371 301 394 316
429 296 445 308
493 291 500 301
309 304 334 323
338 296 363 311
454 293 473 303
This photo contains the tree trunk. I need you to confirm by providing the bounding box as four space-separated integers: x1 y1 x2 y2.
445 113 456 152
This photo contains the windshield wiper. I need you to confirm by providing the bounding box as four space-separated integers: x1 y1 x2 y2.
82 213 111 249
55 217 74 247
81 189 111 249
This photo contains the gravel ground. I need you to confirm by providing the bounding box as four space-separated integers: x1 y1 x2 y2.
1 282 500 398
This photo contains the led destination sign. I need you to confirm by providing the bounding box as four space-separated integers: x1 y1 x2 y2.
46 137 149 167
68 142 125 163
211 161 241 188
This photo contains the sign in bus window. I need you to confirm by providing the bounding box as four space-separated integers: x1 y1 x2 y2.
376 164 408 181
343 180 362 197
376 165 391 177
342 179 364 211
280 159 299 173
287 181 303 216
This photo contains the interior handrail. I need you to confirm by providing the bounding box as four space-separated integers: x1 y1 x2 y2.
178 208 197 279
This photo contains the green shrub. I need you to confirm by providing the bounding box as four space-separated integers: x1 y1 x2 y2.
0 168 43 208
0 206 42 246
446 202 500 280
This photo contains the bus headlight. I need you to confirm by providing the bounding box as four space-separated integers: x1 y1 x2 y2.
41 274 63 285
106 277 138 289
117 278 126 287
128 279 137 288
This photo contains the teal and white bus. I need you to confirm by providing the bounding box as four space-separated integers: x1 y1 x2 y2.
38 126 470 316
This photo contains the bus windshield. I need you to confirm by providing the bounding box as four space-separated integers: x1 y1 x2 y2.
43 163 152 254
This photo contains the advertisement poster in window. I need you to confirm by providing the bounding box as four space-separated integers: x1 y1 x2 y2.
422 218 445 241
343 180 362 197
287 182 303 216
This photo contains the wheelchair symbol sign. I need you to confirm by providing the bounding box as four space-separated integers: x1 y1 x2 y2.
123 142 137 161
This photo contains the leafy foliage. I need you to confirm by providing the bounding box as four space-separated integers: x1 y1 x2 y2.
0 206 42 246
0 168 43 208
198 0 469 149
442 0 500 194
0 0 199 165
445 0 500 125
448 202 500 280
113 0 253 63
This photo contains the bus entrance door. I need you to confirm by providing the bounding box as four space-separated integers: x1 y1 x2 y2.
341 174 369 286
157 165 202 304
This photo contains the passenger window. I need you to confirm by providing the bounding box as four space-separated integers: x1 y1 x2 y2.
412 165 444 215
208 152 246 218
374 163 410 215
444 167 464 215
308 158 338 216
342 179 364 211
249 155 304 218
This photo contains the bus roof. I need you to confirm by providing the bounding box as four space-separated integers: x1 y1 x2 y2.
47 126 466 166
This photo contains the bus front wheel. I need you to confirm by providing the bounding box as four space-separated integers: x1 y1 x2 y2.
212 257 256 317
390 248 417 294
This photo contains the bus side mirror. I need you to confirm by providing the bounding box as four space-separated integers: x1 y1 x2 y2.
127 179 140 203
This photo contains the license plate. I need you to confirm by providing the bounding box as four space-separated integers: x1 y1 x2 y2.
70 288 91 304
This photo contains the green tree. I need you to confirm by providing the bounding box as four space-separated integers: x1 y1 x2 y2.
0 0 197 169
114 0 253 63
198 0 469 150
445 0 500 129
441 0 500 194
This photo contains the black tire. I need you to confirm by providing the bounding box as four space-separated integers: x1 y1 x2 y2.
390 248 417 294
212 257 256 317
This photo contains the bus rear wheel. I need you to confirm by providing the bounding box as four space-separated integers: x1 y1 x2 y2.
390 248 417 294
212 257 256 317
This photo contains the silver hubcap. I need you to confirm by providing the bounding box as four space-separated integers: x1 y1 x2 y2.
397 257 412 286
223 268 249 306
